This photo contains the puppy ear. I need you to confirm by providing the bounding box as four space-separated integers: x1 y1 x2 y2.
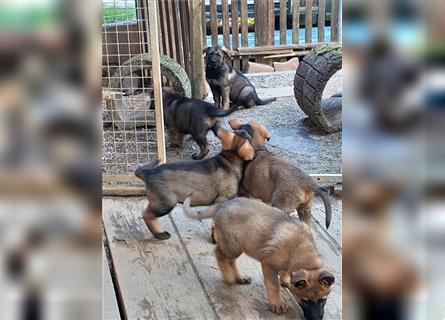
217 130 235 150
238 141 255 161
291 271 308 288
202 47 210 56
253 123 272 141
220 46 231 57
319 271 335 287
228 119 243 130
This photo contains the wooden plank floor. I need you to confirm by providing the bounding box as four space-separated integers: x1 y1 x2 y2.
103 197 342 320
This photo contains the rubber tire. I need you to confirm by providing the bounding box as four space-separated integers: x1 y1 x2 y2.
294 49 342 133
111 53 191 97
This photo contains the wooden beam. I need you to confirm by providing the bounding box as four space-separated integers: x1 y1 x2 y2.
147 0 166 164
318 0 326 42
190 0 204 99
240 0 248 70
331 0 339 41
222 0 230 48
210 0 218 46
280 0 287 44
292 0 300 43
231 0 240 68
102 174 342 197
305 0 313 43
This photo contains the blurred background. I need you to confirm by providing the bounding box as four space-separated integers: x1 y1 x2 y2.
0 0 102 319
0 0 444 319
342 0 445 319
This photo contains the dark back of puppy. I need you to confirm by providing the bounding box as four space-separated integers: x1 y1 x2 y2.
162 91 239 159
203 46 277 108
136 128 255 216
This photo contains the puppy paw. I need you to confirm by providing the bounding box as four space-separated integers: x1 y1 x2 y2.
192 153 205 160
236 275 252 285
153 231 171 240
268 302 288 314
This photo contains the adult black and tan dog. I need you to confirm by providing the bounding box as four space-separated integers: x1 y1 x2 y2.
203 46 277 110
163 91 239 159
135 123 255 240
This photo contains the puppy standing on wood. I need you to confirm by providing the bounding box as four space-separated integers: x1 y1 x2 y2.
183 195 335 319
203 46 277 110
229 120 332 229
163 89 240 160
135 123 255 240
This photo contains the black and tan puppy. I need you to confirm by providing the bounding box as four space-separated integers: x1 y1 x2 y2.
184 196 335 319
163 91 240 159
229 120 332 229
135 123 255 240
203 46 277 110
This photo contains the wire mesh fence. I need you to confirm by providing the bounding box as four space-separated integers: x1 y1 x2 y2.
102 0 162 178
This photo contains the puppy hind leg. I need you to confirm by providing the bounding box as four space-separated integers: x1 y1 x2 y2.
214 246 249 285
142 207 172 240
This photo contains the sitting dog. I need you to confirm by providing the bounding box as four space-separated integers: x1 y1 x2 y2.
163 91 240 159
135 123 255 240
203 46 277 110
229 120 332 229
183 195 335 318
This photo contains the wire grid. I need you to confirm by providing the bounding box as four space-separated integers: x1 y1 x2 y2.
102 0 160 176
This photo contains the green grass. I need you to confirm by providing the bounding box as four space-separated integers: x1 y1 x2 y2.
102 5 136 24
0 5 58 28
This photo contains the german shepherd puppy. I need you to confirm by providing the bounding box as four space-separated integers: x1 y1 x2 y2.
163 91 239 159
203 46 277 110
184 196 335 319
229 120 332 229
135 123 255 240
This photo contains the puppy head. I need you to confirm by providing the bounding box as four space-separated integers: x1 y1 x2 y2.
229 120 272 144
288 269 335 320
203 46 231 68
215 126 255 161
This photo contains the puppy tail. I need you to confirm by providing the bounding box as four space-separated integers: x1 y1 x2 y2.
314 186 332 229
256 97 277 105
183 193 216 220
209 104 241 117
134 160 160 181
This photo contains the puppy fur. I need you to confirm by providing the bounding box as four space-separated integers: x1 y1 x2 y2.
203 46 277 110
229 120 332 229
135 124 255 240
163 91 240 159
183 196 335 318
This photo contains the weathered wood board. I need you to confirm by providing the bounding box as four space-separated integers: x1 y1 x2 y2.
103 198 216 319
103 197 342 320
103 248 121 320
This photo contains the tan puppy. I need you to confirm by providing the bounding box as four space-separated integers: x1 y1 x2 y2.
183 195 335 319
229 120 332 229
135 123 254 240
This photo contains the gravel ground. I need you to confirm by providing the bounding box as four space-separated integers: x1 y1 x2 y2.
102 70 341 175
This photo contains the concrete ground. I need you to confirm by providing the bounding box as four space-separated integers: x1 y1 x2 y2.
165 70 342 174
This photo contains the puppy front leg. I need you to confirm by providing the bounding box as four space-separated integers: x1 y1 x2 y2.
261 263 288 314
210 87 221 108
222 87 230 110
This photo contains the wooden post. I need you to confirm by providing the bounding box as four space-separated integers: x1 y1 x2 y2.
292 0 300 44
147 0 166 164
305 0 313 43
255 0 274 64
190 0 204 99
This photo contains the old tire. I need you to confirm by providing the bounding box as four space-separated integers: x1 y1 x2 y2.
111 53 191 97
294 46 342 133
